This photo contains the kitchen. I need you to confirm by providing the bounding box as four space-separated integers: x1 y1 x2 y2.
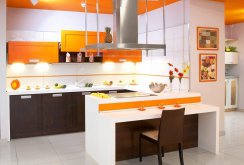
0 0 243 165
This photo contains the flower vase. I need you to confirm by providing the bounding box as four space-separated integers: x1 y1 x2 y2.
170 82 173 92
179 82 182 92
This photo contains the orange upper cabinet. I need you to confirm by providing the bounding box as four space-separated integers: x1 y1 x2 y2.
8 41 59 64
61 30 106 52
103 50 142 63
61 30 85 52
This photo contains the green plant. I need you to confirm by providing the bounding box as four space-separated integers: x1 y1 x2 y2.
225 46 238 52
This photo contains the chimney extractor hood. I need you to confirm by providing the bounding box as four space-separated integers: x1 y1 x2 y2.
85 0 166 50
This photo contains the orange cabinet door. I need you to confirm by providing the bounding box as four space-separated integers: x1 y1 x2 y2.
61 30 106 52
103 50 142 62
61 30 86 52
8 41 59 64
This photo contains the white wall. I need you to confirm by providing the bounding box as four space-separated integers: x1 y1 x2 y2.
136 1 190 91
0 0 9 140
226 23 244 109
189 0 225 133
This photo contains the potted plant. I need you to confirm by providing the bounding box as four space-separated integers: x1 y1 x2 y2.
225 46 238 64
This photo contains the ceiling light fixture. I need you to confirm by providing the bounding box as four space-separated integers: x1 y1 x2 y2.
30 0 39 6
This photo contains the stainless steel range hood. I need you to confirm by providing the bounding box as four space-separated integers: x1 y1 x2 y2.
85 0 166 51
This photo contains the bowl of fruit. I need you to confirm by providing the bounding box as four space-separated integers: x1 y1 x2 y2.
149 82 167 93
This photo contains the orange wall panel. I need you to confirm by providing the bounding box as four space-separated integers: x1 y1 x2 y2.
8 42 59 64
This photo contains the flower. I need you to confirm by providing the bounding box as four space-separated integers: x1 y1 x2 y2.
178 72 184 78
174 68 179 73
168 63 173 67
169 70 174 76
178 72 184 84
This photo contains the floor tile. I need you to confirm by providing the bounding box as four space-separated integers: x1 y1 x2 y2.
0 153 18 165
15 137 60 165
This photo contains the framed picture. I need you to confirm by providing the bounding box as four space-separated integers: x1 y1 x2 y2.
197 27 219 50
199 54 217 82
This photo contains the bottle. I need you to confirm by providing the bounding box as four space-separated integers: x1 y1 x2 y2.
66 52 71 62
89 53 94 63
77 52 82 63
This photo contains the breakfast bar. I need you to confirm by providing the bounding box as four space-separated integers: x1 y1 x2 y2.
85 92 219 165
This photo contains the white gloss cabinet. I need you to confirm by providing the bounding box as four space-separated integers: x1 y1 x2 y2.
225 78 238 109
225 52 238 64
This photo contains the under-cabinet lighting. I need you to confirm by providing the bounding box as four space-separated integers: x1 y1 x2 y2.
81 2 86 8
30 0 39 6
102 62 115 71
11 63 25 73
35 62 49 72
122 62 135 71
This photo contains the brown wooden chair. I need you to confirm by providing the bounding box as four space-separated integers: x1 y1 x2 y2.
139 108 185 165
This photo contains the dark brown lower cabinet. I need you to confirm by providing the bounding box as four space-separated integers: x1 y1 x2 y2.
10 94 43 139
69 92 85 132
10 90 135 139
42 93 72 134
10 92 85 139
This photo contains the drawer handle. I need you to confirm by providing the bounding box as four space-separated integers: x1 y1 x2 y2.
52 94 62 97
21 95 32 99
29 59 40 63
109 91 117 94
82 92 91 95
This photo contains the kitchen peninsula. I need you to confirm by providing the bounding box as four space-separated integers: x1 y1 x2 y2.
85 92 219 165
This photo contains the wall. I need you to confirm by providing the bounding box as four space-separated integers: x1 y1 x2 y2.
0 0 9 140
226 23 244 109
136 1 190 92
7 2 190 91
189 0 225 133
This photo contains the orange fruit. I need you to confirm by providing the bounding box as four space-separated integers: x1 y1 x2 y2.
11 79 20 90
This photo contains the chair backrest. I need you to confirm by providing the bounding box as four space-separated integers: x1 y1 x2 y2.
158 108 185 146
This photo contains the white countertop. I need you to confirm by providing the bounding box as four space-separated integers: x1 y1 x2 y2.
6 85 138 95
88 92 201 104
99 103 218 123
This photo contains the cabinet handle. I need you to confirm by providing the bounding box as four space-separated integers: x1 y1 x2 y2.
82 92 91 95
21 95 32 99
29 59 40 63
109 91 117 94
52 93 62 97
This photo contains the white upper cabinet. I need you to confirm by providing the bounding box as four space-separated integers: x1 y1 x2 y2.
225 52 238 64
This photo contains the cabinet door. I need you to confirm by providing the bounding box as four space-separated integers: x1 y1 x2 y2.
61 30 86 52
42 93 72 134
229 79 238 108
8 41 59 64
69 92 85 131
10 95 43 139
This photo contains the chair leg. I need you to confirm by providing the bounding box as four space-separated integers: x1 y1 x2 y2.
157 145 163 165
161 146 164 157
139 134 142 162
178 143 184 165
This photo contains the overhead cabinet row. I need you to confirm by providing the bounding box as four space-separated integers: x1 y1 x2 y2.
8 30 142 64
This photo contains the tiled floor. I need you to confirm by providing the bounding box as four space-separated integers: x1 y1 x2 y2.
1 111 244 165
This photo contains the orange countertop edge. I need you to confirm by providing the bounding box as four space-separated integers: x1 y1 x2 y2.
99 96 201 111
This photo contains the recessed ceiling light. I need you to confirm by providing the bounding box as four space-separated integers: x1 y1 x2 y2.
30 0 39 6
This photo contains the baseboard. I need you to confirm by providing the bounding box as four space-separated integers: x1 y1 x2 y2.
219 130 225 136
225 108 237 112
